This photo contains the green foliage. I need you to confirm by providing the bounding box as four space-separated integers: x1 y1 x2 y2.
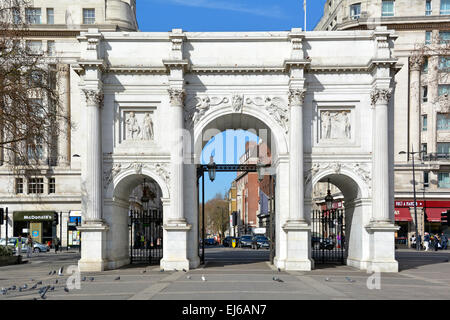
0 245 13 256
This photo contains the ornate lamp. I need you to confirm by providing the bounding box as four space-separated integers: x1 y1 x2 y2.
141 178 151 211
325 178 334 210
208 155 216 182
257 160 265 182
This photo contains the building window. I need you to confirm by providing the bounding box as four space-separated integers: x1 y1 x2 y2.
422 86 428 103
439 31 450 43
422 143 428 154
381 0 394 17
350 3 361 19
48 178 55 194
423 57 429 73
439 56 450 71
437 114 450 130
438 142 450 154
12 7 21 24
46 8 54 24
83 9 95 24
28 178 44 194
424 171 429 187
16 178 24 194
47 40 55 56
26 40 42 55
438 84 450 96
26 8 41 24
426 0 432 15
425 31 432 44
438 172 450 188
422 114 428 131
441 0 450 14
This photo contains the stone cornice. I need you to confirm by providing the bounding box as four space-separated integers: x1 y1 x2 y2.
337 17 450 31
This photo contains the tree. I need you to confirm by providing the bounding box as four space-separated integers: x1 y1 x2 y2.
0 0 66 168
203 193 229 240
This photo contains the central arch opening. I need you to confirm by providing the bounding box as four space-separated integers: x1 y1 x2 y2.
194 112 282 268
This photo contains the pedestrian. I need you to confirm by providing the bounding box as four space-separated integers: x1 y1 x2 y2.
410 234 416 249
16 235 22 256
26 235 33 258
417 234 422 250
441 233 448 250
53 237 60 253
434 234 441 251
424 232 430 251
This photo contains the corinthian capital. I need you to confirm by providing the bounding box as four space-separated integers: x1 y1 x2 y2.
288 89 306 107
168 88 186 106
370 88 392 106
82 89 104 107
409 54 424 71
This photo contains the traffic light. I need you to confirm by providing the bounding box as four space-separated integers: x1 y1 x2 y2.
0 208 3 225
442 211 450 226
53 212 59 225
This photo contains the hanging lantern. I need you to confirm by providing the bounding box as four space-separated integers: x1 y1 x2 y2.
257 160 264 182
325 178 334 210
141 179 151 210
208 155 216 182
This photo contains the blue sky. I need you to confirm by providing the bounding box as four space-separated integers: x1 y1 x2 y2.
136 0 327 32
135 1 327 201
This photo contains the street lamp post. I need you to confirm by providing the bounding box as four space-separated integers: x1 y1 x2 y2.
399 146 426 251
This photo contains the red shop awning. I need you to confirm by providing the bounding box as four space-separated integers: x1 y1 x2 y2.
394 208 412 221
425 208 445 222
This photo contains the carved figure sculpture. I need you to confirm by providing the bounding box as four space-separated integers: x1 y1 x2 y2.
143 113 154 140
126 112 140 140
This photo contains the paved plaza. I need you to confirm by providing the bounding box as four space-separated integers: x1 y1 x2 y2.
0 247 449 300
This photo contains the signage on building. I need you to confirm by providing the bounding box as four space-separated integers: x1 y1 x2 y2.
13 211 55 222
395 201 424 207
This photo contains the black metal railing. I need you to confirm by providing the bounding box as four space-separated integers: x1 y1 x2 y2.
422 153 450 161
129 209 163 265
311 209 346 264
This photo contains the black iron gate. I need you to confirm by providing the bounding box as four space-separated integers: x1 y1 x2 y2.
129 209 163 264
311 209 346 264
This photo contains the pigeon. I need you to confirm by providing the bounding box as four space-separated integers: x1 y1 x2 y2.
277 268 281 272
1 288 6 295
40 286 50 299
186 275 191 280
31 284 37 290
160 269 164 272
325 277 331 282
345 277 355 283
22 284 28 289
141 270 146 274
48 271 52 275
272 276 279 281
82 277 86 282
19 288 23 292
58 267 64 276
183 269 187 272
89 277 94 282
114 276 120 281
201 275 206 282
50 286 55 291
277 279 284 283
10 285 16 290
52 270 56 275
64 287 69 293
36 281 42 285
174 268 177 272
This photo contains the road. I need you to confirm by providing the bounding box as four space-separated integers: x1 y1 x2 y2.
0 247 449 300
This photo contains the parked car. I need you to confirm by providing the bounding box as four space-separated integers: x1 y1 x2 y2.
203 238 217 246
0 237 49 254
239 235 253 248
223 236 232 247
311 236 335 250
252 236 270 249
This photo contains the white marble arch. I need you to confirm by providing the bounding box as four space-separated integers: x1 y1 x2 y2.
184 103 289 269
102 168 168 270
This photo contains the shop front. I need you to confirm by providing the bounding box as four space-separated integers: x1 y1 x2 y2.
13 211 56 245
394 200 450 247
67 211 81 249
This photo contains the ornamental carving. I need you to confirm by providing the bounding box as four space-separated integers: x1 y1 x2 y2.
409 54 424 71
288 89 306 107
303 162 372 194
168 88 185 106
246 96 289 134
435 93 450 113
370 88 392 106
320 110 351 140
124 112 154 141
184 96 229 128
82 89 103 107
232 94 244 112
103 163 122 189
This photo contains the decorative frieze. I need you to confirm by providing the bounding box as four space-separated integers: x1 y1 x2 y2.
124 112 154 141
288 89 306 107
319 110 352 140
370 88 392 106
168 89 186 106
82 89 104 107
232 94 244 112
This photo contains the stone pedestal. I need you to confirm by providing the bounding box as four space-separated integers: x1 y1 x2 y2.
78 222 109 272
282 221 313 271
366 222 399 272
160 223 191 271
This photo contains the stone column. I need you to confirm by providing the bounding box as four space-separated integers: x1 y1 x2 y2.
282 89 313 271
168 88 186 223
409 57 422 157
78 88 109 272
288 89 306 222
57 64 71 167
366 87 399 272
